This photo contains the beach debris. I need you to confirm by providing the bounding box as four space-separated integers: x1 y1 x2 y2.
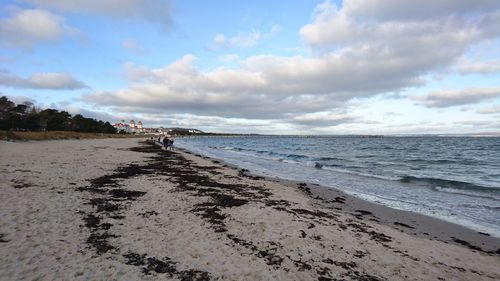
451 237 487 252
353 250 368 259
11 179 31 189
77 142 220 278
138 210 158 217
355 210 373 216
332 196 346 204
394 222 415 229
0 233 9 243
297 182 312 195
123 252 211 280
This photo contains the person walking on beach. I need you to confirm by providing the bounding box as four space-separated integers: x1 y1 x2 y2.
162 136 170 149
168 137 174 150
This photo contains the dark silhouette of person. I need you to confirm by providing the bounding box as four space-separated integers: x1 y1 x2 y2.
162 137 170 149
168 138 174 150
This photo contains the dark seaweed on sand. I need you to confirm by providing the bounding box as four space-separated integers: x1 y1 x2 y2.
78 141 213 279
77 141 396 280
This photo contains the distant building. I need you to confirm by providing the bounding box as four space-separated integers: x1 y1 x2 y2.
113 119 145 134
113 121 130 133
112 121 203 135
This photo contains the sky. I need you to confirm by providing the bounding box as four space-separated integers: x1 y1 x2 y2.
1 0 500 135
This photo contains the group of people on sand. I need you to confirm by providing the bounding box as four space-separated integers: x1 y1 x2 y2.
149 135 175 150
162 135 174 150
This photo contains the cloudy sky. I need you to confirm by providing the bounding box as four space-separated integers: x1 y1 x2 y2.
1 0 499 134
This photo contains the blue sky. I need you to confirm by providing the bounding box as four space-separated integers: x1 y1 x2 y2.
1 0 500 134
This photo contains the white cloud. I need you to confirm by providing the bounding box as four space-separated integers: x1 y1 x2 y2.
213 24 281 48
300 2 495 49
218 54 240 63
229 30 262 48
453 119 500 130
342 0 500 21
23 0 172 28
0 71 88 90
122 111 333 134
477 105 500 114
63 106 118 122
86 40 499 119
86 50 422 119
85 1 500 131
123 62 153 82
122 38 146 55
0 8 78 49
213 34 226 45
291 111 356 127
414 87 500 107
4 95 36 105
270 24 281 34
456 59 500 74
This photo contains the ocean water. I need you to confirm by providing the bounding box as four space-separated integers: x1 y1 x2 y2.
175 135 500 237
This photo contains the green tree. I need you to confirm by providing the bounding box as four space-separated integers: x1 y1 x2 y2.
0 96 15 118
0 96 117 134
39 109 71 131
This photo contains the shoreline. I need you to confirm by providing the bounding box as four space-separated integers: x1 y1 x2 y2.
177 146 500 253
174 136 500 239
1 138 499 280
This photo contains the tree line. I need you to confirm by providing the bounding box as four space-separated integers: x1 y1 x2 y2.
0 96 116 133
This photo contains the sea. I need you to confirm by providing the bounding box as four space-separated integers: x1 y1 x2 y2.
175 135 500 237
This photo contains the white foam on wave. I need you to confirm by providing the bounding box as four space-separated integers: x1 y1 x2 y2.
434 186 500 201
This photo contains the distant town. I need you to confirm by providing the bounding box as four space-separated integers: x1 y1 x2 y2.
112 120 204 135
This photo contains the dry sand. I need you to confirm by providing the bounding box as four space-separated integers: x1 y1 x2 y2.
1 138 499 281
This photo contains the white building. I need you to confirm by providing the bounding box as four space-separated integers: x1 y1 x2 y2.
112 119 145 133
113 121 130 133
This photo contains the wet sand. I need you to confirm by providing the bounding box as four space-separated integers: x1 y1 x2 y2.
1 139 499 280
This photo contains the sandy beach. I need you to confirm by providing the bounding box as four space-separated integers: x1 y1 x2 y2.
1 138 499 281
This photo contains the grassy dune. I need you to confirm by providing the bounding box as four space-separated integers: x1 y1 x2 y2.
0 130 145 141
